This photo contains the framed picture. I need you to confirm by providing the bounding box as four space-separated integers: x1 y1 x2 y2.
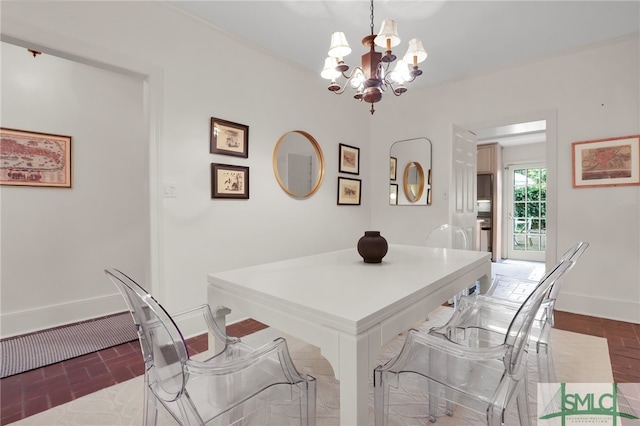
572 135 640 188
338 143 359 175
389 183 398 205
337 177 361 205
210 117 249 158
0 127 72 188
211 163 249 199
390 156 397 180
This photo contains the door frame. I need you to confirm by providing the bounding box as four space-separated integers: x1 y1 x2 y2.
462 110 558 267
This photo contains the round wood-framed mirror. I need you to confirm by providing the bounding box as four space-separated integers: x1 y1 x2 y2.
403 161 425 203
273 130 325 199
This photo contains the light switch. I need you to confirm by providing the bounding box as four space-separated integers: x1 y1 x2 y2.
163 183 177 198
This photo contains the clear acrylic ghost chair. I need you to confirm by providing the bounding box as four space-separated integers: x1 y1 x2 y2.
426 224 474 301
374 258 573 426
105 268 316 426
425 224 469 250
474 241 589 383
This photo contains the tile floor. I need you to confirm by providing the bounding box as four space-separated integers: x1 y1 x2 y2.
1 313 639 425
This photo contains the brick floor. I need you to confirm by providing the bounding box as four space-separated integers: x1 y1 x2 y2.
0 319 266 425
2 313 639 424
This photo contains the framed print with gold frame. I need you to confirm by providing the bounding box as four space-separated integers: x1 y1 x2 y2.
572 135 640 188
0 127 72 188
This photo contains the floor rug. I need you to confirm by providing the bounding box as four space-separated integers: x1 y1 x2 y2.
12 306 615 425
492 259 545 281
1 312 137 378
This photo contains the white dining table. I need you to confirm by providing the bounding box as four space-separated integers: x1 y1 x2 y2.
207 244 491 425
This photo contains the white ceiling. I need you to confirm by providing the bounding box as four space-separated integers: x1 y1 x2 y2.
167 1 638 145
168 1 639 88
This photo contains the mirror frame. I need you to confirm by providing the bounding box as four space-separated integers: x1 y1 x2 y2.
272 130 325 199
403 161 425 203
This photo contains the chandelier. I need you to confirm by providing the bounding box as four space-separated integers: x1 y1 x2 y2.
321 0 427 114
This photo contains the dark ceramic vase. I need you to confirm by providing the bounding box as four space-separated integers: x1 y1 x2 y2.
357 231 388 263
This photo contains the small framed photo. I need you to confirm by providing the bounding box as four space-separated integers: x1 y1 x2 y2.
337 177 361 205
572 135 640 188
390 156 397 180
211 163 249 199
0 127 72 188
339 143 359 175
210 117 249 158
389 183 398 205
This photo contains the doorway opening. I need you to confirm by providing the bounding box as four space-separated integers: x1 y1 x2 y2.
473 115 554 265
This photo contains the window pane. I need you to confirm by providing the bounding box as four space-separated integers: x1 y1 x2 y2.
530 218 540 232
527 202 540 217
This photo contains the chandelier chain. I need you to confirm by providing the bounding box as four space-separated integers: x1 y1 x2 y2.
370 0 374 36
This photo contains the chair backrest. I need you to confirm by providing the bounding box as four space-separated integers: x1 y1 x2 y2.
546 241 589 301
503 258 575 375
426 224 468 250
105 268 189 403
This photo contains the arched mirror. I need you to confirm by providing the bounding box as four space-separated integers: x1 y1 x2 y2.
389 137 432 205
403 162 425 202
273 130 325 199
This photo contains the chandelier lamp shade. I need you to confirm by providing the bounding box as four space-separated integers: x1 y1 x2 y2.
321 0 427 114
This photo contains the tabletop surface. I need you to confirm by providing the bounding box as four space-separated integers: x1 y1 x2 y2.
208 244 490 332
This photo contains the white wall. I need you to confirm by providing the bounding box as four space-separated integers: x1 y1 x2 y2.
0 42 149 336
1 2 638 334
502 142 546 166
371 35 640 323
1 1 370 336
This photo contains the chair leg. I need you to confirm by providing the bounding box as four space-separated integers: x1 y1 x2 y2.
537 342 557 384
516 380 531 426
445 390 454 417
428 381 438 423
303 377 317 426
428 385 455 420
143 384 158 426
486 404 502 426
427 352 441 423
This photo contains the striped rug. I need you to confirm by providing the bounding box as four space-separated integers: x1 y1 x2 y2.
1 312 138 378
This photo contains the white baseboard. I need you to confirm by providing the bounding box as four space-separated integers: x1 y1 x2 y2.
0 294 128 339
556 291 640 324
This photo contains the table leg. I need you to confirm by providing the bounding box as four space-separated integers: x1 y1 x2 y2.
477 268 492 294
339 331 371 425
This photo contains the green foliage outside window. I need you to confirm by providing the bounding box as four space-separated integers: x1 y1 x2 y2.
513 168 547 232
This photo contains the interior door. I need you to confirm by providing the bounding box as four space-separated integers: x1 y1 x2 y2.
451 125 477 248
506 162 546 261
